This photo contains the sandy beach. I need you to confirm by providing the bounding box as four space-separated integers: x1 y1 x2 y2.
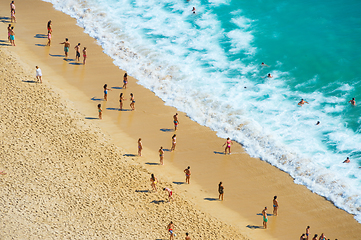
1 0 361 239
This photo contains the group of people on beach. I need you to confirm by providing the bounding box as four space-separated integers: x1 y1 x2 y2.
59 38 87 64
299 226 336 240
8 1 16 46
97 76 134 119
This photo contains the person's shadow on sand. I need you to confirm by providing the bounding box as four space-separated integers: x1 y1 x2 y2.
0 17 11 23
0 40 11 46
204 197 219 201
246 225 263 229
34 33 47 38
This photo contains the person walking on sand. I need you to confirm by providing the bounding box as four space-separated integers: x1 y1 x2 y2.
138 138 142 156
119 93 126 110
173 113 179 131
150 173 158 192
273 195 279 216
185 232 191 240
60 38 70 58
306 226 310 240
298 99 309 106
74 43 81 62
9 27 15 46
98 104 102 119
35 66 42 83
159 146 164 165
167 221 176 240
82 47 87 65
7 24 11 42
348 97 356 106
184 166 191 184
343 157 350 163
218 182 224 201
103 84 111 101
123 73 128 89
130 93 135 110
223 137 232 154
164 188 174 202
262 207 268 229
46 20 52 46
171 134 176 151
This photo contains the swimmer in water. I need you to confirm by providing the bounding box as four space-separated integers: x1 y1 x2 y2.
316 121 320 125
343 157 350 163
223 137 232 154
192 7 196 13
298 99 309 106
348 97 356 106
261 62 270 67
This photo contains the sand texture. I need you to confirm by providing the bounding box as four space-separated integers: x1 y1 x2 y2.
1 0 361 239
0 48 245 239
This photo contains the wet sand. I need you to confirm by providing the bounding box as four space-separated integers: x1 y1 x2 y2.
0 0 360 239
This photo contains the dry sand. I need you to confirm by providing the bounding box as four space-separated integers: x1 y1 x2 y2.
1 0 361 239
0 48 246 239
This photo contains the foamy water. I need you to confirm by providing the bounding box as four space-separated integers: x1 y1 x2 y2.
44 0 361 222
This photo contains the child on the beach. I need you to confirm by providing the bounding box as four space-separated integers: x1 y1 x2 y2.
159 146 164 165
123 73 128 89
83 47 87 65
130 93 135 110
138 138 142 156
98 104 102 119
103 84 111 101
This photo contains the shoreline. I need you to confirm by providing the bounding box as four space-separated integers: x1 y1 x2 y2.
1 0 361 239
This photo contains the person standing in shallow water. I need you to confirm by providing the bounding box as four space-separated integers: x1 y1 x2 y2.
119 93 126 110
74 43 81 62
348 97 356 106
59 38 70 58
273 196 279 216
82 47 87 65
46 20 52 46
103 84 111 101
218 182 224 201
223 137 232 154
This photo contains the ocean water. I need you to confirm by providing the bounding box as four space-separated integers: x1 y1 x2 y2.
44 0 361 222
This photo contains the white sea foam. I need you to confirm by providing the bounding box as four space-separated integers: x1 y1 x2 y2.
44 0 361 223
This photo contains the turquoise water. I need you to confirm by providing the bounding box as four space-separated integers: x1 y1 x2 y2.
46 0 361 222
